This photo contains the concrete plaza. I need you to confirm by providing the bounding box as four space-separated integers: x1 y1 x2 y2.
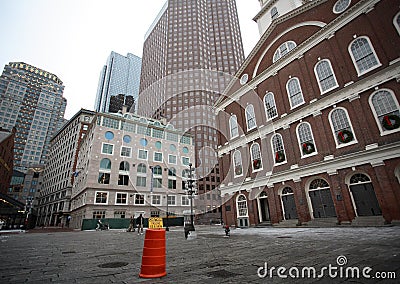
0 225 399 283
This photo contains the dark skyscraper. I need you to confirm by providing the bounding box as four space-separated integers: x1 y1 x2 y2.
138 0 245 215
95 52 141 114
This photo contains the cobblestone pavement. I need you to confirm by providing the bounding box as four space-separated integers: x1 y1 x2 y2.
0 225 399 283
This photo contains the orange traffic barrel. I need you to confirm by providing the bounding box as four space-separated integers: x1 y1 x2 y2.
139 229 167 278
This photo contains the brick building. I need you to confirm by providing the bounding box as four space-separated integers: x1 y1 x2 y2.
215 0 400 227
0 127 15 194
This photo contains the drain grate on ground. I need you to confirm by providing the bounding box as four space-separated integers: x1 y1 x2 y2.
62 251 76 254
277 236 292 238
98 262 129 268
208 269 240 278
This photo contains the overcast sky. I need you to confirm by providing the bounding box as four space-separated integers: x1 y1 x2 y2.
0 0 261 119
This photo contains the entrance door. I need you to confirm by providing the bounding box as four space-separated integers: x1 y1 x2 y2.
282 194 298 219
350 183 382 216
309 189 336 218
259 198 270 222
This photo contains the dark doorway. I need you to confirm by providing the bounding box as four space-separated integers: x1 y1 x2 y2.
350 183 382 216
309 189 336 218
282 194 298 220
259 197 270 222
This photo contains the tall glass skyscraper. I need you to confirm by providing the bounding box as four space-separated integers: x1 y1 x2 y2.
138 0 245 215
95 52 142 113
0 62 67 171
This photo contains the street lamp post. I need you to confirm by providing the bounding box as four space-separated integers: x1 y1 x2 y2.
184 163 196 239
166 189 169 231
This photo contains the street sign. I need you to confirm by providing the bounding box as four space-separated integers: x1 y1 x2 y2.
148 217 163 229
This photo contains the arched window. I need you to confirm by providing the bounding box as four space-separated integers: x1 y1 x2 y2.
350 173 371 184
182 169 190 179
369 89 400 133
349 36 380 76
286 77 305 109
273 41 296 63
271 6 279 20
245 104 257 130
233 150 243 176
100 158 111 170
297 122 317 157
250 143 263 171
168 167 176 177
282 187 293 195
271 133 286 164
153 165 162 176
394 12 400 35
329 108 356 146
119 161 130 171
264 92 278 120
137 163 147 174
236 195 248 217
99 158 111 184
310 179 329 189
229 115 239 139
314 59 338 93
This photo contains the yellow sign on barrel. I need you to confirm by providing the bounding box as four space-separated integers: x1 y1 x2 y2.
148 217 164 229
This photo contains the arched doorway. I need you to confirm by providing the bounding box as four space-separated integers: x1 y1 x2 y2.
281 187 298 220
307 179 336 218
349 173 382 216
236 194 249 227
258 191 270 222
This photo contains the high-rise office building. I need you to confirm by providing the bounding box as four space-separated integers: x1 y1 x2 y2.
0 62 67 172
138 0 245 216
95 52 142 114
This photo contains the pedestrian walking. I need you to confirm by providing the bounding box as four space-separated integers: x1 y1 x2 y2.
127 216 135 232
136 213 144 235
66 216 71 228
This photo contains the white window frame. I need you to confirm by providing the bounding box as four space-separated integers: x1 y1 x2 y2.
263 92 278 121
167 195 176 206
134 193 145 205
236 194 248 217
245 104 257 131
101 143 114 155
120 146 132 158
314 59 339 94
137 149 148 160
232 150 243 177
296 122 318 158
181 195 190 206
117 174 129 186
182 156 190 166
333 0 351 14
115 192 128 205
273 41 296 63
286 77 305 109
229 115 239 139
94 191 108 205
250 142 263 172
271 133 287 165
168 154 177 164
328 107 358 148
151 194 162 206
368 88 400 136
154 151 163 162
394 11 400 36
348 36 381 76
